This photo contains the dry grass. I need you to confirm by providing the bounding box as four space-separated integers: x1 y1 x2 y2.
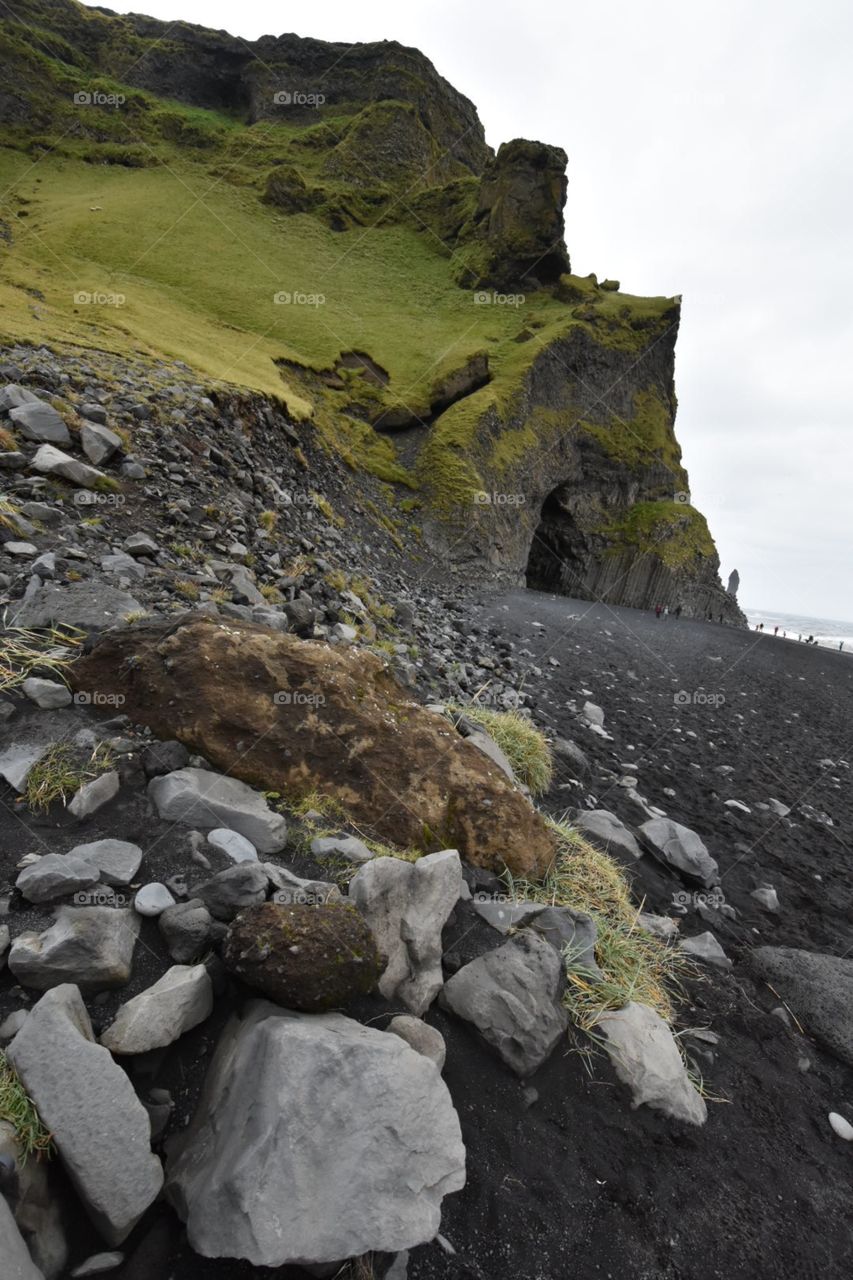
0 624 84 693
449 703 554 796
173 578 201 601
0 1052 53 1163
0 425 17 451
506 819 692 1030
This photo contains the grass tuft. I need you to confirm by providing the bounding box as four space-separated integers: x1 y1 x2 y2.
24 741 115 814
449 704 553 795
0 624 84 692
0 1052 53 1163
506 819 691 1030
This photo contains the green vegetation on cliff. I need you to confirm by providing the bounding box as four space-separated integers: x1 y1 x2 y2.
601 500 716 569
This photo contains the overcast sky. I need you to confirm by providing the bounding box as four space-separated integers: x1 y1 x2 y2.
82 0 853 618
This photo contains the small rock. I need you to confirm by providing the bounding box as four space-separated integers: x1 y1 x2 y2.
101 965 213 1054
751 886 780 912
68 770 120 819
134 883 176 917
158 899 213 962
828 1112 853 1141
387 1016 446 1070
593 1002 706 1125
680 931 732 970
148 768 287 853
15 853 99 904
310 834 373 864
71 1252 125 1277
207 828 258 863
9 400 70 445
8 907 140 991
21 677 72 709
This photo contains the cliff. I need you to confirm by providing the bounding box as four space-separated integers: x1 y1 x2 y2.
0 0 744 621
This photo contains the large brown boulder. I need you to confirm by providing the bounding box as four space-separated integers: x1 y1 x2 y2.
71 617 556 876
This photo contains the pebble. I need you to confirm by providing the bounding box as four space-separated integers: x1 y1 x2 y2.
828 1112 853 1141
134 883 176 917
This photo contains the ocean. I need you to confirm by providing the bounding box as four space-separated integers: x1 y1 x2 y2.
745 607 853 652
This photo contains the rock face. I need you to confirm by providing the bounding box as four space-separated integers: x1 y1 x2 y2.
459 139 570 288
748 947 853 1067
593 1002 707 1126
349 850 463 1014
166 1001 466 1266
439 931 568 1076
7 985 163 1245
223 902 384 1011
73 617 557 876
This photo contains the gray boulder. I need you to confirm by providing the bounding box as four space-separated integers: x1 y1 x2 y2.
70 840 143 886
30 445 106 489
310 834 373 864
148 768 287 853
133 883 175 917
15 854 100 905
593 1002 707 1125
21 679 72 710
80 423 121 466
680 931 732 970
748 947 853 1066
190 862 270 921
639 817 719 886
572 810 642 863
207 828 257 863
9 401 70 446
439 931 568 1076
0 383 40 412
470 897 599 975
0 1194 45 1280
349 850 463 1015
9 582 142 630
8 908 140 991
68 771 119 819
0 1117 67 1278
100 965 213 1054
7 985 163 1245
165 1002 465 1266
158 899 214 962
264 863 342 906
387 1016 447 1070
0 743 49 792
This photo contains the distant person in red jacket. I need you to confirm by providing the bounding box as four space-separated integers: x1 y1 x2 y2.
655 604 662 619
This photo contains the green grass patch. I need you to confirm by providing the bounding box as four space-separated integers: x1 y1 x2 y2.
0 624 84 692
0 1051 53 1162
449 704 553 795
601 500 716 569
24 741 115 813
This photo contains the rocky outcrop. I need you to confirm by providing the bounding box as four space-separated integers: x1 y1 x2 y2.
71 616 558 875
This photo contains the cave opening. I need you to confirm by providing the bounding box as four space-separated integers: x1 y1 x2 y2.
525 486 588 596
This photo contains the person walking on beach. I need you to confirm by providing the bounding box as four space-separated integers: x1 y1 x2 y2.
774 625 779 636
664 604 669 618
675 604 683 619
655 604 662 619
841 641 845 652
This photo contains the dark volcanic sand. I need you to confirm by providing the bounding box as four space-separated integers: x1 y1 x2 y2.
2 588 852 1280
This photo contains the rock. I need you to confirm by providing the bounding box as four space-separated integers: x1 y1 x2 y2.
0 383 39 412
387 1015 446 1070
124 533 159 558
581 700 605 727
30 552 56 579
8 583 142 631
70 1253 124 1277
310 834 373 864
470 897 599 974
30 444 107 489
751 886 780 912
264 863 342 905
0 744 49 792
552 737 590 776
70 840 143 886
191 863 269 921
680 931 732 970
207 828 257 863
73 617 557 876
572 810 642 862
0 1010 28 1045
9 401 70 445
8 908 140 991
21 678 72 709
767 798 791 818
331 622 357 643
68 771 119 819
592 1002 707 1125
80 423 122 466
349 851 463 1014
223 901 382 1010
101 552 145 582
748 947 853 1066
140 740 189 777
458 722 516 783
7 985 163 1244
133 883 176 917
0 1193 45 1280
158 899 213 961
165 1001 465 1266
0 923 9 970
726 569 740 597
5 541 38 558
100 965 213 1054
0 1117 67 1277
638 911 680 940
15 854 100 905
638 817 719 886
439 931 568 1076
148 768 287 854
828 1112 853 1141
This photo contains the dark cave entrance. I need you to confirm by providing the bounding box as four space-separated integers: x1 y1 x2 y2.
525 487 588 595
